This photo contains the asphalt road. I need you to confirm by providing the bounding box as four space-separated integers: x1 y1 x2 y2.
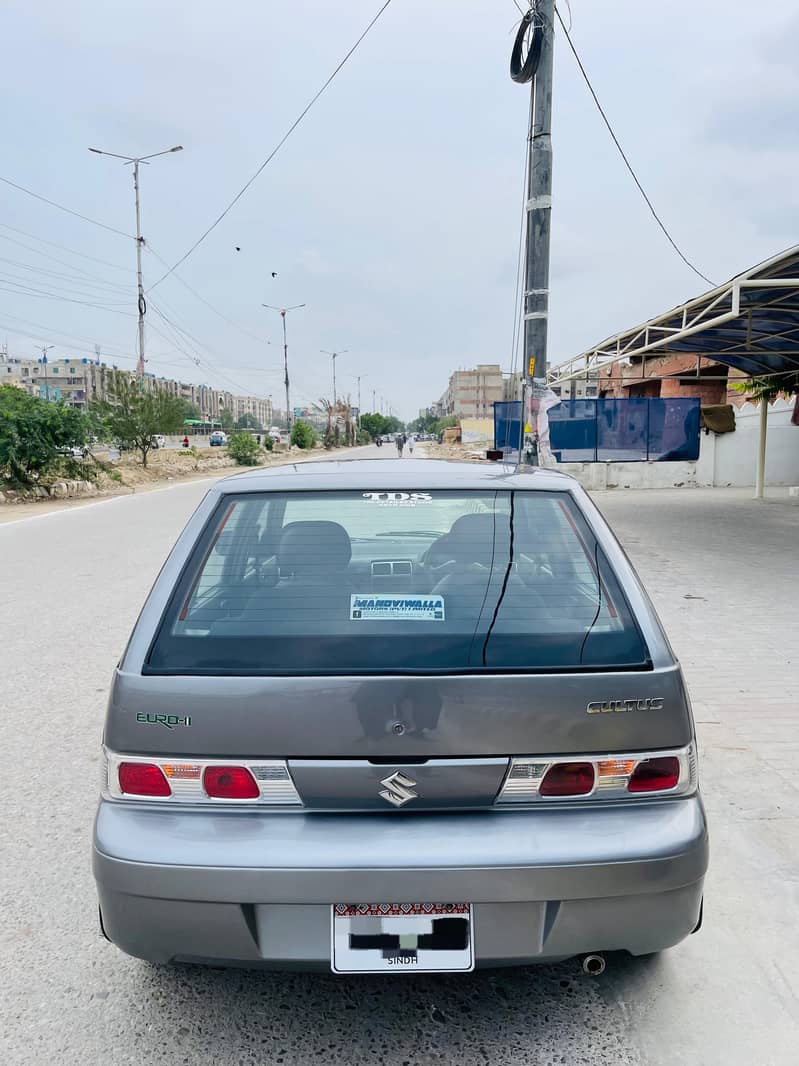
1 462 797 1066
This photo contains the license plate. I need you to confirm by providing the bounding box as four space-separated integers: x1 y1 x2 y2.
331 903 474 973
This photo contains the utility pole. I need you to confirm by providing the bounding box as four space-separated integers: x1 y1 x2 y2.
321 349 348 406
38 344 55 402
372 388 377 412
511 1 555 463
356 374 366 431
263 304 305 434
89 144 183 385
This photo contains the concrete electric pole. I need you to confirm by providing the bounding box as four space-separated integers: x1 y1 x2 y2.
89 145 183 385
263 304 305 434
511 2 555 462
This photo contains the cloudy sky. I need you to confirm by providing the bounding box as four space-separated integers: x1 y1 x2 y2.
1 0 797 419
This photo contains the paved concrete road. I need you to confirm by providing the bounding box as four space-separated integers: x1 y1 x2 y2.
1 475 797 1065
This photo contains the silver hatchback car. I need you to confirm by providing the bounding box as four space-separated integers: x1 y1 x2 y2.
93 459 708 973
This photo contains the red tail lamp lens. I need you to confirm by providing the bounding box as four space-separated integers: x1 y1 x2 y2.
203 766 259 800
118 762 171 797
539 762 595 797
628 757 680 793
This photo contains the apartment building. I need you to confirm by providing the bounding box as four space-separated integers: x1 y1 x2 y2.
1 356 113 408
435 364 505 420
0 354 270 425
235 394 272 428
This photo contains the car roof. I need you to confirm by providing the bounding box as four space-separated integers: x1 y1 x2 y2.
216 458 579 494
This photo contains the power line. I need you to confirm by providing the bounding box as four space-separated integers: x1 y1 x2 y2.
0 221 133 274
145 245 273 346
0 255 130 296
148 301 261 397
553 5 715 287
0 312 138 360
0 272 129 305
0 281 136 315
147 0 394 289
0 174 135 240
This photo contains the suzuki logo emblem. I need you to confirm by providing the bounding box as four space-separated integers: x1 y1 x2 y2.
379 770 418 808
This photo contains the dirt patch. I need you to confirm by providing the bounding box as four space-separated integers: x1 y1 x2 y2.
0 443 355 523
423 442 493 462
92 446 238 493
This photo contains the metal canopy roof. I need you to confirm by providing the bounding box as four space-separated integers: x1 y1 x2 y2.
551 245 799 383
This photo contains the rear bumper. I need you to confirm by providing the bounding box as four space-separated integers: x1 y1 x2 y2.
93 797 708 968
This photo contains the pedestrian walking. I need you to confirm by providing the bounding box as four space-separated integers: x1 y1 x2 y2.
396 434 405 458
408 435 415 454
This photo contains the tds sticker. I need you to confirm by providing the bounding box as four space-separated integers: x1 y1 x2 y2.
362 492 432 508
350 595 445 621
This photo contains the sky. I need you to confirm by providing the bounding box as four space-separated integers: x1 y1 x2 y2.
1 0 798 420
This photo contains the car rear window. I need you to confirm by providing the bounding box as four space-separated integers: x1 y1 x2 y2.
145 489 650 675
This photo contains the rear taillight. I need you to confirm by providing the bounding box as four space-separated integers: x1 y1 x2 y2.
628 756 680 793
104 750 302 806
497 744 696 804
203 766 259 800
539 762 595 797
118 762 171 797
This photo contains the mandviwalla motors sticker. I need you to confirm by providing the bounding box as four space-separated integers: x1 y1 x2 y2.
350 594 445 621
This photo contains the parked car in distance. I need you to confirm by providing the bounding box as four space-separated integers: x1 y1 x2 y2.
93 459 707 974
209 431 227 447
268 426 282 444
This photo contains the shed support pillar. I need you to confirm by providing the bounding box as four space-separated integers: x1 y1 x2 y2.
754 400 768 499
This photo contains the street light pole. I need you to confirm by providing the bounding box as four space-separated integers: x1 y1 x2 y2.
89 144 183 385
321 349 349 405
356 374 367 431
263 304 305 434
37 344 54 402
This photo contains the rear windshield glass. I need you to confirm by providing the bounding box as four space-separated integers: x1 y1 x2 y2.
145 489 650 675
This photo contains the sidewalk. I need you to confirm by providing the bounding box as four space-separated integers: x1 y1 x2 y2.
594 486 798 796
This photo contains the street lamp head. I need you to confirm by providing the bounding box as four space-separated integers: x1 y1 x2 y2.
169 145 184 153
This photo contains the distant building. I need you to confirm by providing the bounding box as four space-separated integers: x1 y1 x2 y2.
435 364 505 420
0 353 271 424
0 355 113 408
549 368 600 400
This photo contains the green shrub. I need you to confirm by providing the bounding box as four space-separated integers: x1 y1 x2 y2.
227 431 262 465
290 421 317 449
0 385 93 485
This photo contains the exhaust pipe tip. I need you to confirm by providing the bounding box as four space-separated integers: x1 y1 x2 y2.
581 953 606 976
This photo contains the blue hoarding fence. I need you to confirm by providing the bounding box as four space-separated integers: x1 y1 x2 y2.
494 397 701 462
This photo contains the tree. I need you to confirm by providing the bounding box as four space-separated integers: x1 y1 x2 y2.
227 431 262 465
314 398 334 449
91 372 188 467
219 408 236 432
731 372 799 405
290 420 317 449
0 385 93 485
181 401 202 421
359 412 405 441
236 412 263 431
